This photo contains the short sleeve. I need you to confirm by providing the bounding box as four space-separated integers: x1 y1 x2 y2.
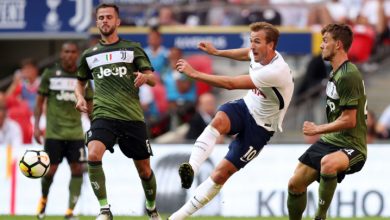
84 80 94 101
134 44 154 72
337 74 361 109
77 52 93 80
250 64 289 88
249 51 291 88
38 68 50 96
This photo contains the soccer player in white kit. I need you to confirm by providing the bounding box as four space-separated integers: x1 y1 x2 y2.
168 22 294 220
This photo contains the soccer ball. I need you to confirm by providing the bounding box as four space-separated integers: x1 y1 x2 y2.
19 150 50 178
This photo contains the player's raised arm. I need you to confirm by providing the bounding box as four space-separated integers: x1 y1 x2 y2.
176 59 256 90
198 41 250 61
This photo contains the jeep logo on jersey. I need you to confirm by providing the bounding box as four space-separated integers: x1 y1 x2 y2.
97 66 127 78
56 90 77 102
327 100 336 112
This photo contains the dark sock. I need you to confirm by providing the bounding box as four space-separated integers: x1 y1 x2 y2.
41 175 54 197
68 175 83 209
287 190 307 220
88 161 108 206
141 171 157 210
315 173 337 219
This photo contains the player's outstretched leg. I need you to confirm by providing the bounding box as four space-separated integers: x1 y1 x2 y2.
96 205 113 220
178 162 194 189
169 177 222 220
181 125 220 189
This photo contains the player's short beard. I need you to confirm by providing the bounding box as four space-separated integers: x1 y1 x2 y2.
322 50 335 61
100 26 115 37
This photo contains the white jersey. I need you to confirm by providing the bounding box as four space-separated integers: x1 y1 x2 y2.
243 51 294 132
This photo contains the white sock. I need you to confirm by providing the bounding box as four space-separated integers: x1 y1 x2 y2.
101 204 110 209
189 125 220 175
169 177 222 220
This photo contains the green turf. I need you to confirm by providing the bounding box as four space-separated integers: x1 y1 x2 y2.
1 216 390 220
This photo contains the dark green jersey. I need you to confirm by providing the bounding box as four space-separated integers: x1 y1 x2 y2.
77 39 153 121
38 64 93 140
321 61 367 157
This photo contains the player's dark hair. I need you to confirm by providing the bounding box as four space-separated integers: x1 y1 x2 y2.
62 41 80 51
250 22 280 50
321 23 353 52
95 3 119 17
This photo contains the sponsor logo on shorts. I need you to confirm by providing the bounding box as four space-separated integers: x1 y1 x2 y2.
146 139 152 154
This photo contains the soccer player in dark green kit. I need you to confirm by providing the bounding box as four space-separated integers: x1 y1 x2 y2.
287 23 367 220
75 3 161 220
35 42 93 220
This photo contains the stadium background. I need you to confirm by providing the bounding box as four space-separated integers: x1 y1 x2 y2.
1 0 390 219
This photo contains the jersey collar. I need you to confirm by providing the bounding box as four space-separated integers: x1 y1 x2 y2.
329 60 349 79
99 37 122 46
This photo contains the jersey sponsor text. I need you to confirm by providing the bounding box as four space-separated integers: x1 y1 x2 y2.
97 66 127 78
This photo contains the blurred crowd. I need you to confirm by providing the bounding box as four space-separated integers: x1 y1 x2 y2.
118 0 390 62
2 0 390 146
0 27 219 146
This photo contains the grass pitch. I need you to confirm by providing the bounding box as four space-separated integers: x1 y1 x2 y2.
1 216 390 220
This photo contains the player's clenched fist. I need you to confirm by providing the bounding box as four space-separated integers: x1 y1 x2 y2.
303 121 318 136
75 98 88 113
176 59 197 78
133 72 147 87
198 41 218 55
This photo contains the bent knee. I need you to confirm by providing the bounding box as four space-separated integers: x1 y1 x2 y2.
320 157 339 173
211 113 230 133
211 174 226 185
138 168 152 180
288 178 306 193
211 171 230 185
70 163 84 176
88 151 101 161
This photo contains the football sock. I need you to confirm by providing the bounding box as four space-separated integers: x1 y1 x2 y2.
316 173 337 219
169 177 222 219
41 175 54 197
36 197 48 214
141 171 157 210
88 161 108 206
287 190 307 220
189 125 220 174
68 175 83 210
